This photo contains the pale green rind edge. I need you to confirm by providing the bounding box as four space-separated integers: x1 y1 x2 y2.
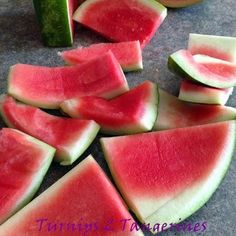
168 51 236 89
144 121 236 234
157 0 202 8
0 129 55 224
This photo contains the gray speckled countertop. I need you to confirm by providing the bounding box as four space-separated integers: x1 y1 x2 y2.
0 0 236 235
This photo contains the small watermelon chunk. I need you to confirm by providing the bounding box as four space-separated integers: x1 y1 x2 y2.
33 0 78 47
8 52 128 109
179 80 233 105
188 33 236 63
0 128 55 224
0 95 100 166
61 81 158 135
0 155 144 236
157 0 202 8
154 89 236 130
101 121 236 232
59 41 143 72
168 50 236 88
73 0 167 48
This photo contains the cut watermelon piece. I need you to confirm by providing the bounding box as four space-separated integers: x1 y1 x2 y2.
188 33 236 63
8 52 128 109
168 50 236 88
59 41 143 72
61 81 158 135
0 95 100 166
157 0 202 8
153 89 236 130
179 80 233 105
0 155 144 236
101 121 236 232
73 0 167 48
33 0 78 47
0 128 55 224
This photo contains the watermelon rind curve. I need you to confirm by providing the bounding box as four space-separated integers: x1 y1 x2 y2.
157 0 202 8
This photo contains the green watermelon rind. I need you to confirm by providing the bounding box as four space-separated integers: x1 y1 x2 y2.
157 0 202 8
168 50 236 88
145 121 236 232
60 82 159 135
33 0 73 47
0 95 100 166
0 129 55 223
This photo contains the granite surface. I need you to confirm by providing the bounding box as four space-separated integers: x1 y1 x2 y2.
0 0 236 235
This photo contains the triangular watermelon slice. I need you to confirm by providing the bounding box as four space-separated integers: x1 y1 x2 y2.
73 0 167 48
59 41 143 72
153 89 236 130
0 95 100 166
8 52 128 109
61 81 158 135
168 50 236 88
0 128 55 224
179 80 233 105
0 155 144 236
188 33 236 63
101 121 236 233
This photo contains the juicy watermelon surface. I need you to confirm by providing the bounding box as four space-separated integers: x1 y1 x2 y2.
0 128 55 224
101 121 236 222
0 156 143 236
0 96 100 165
8 52 128 109
73 0 167 48
59 41 143 72
61 81 158 134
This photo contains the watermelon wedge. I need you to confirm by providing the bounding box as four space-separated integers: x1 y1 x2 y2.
0 95 100 166
179 80 233 105
188 33 236 63
0 155 144 236
8 52 128 109
0 128 55 224
33 0 78 47
101 121 236 233
61 81 158 135
153 89 236 130
73 0 167 48
59 41 143 72
157 0 202 8
168 50 236 88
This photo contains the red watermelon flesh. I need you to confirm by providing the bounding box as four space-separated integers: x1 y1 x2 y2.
73 0 167 48
188 33 236 63
0 128 55 224
0 156 143 236
61 81 158 135
154 89 236 130
179 80 233 105
0 95 100 166
101 121 236 224
8 51 128 109
69 0 79 36
59 41 143 72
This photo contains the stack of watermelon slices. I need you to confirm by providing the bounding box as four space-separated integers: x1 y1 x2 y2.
168 33 236 105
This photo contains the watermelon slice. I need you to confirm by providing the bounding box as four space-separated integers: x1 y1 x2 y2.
33 0 78 47
8 52 128 109
0 128 55 224
179 80 233 105
153 89 236 130
59 41 143 72
73 0 167 48
157 0 202 8
168 50 236 88
101 121 236 232
0 95 100 166
61 81 158 135
188 33 236 63
0 155 144 236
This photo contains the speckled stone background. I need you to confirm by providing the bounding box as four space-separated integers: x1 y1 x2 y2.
0 0 236 235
